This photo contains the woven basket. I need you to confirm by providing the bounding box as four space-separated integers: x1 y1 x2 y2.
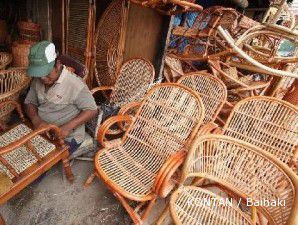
0 20 8 44
0 52 12 70
12 41 34 67
0 69 31 123
18 21 41 42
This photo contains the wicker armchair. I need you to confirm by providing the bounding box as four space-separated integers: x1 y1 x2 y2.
87 58 155 137
0 101 73 225
0 53 12 70
85 83 205 224
218 96 298 174
168 135 298 225
177 72 227 125
0 69 31 124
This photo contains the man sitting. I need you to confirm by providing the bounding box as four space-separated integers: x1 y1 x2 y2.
24 41 98 154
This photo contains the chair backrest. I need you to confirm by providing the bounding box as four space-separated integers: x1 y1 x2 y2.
223 96 298 170
122 83 205 168
110 58 155 107
178 73 227 124
182 135 298 225
57 54 88 79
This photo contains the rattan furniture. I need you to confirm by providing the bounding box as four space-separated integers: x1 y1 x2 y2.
57 54 88 80
85 83 205 224
177 72 227 125
168 6 258 61
0 53 12 70
129 0 203 15
168 135 298 225
209 60 272 102
0 69 31 124
0 101 74 225
216 96 298 174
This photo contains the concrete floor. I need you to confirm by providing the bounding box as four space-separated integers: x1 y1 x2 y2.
0 159 168 225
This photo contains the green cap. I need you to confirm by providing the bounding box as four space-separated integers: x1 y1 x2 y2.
27 41 57 77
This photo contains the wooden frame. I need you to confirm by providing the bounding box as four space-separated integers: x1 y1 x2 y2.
0 101 74 225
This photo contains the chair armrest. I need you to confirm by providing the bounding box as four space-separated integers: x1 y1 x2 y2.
154 150 186 198
118 102 141 116
0 124 65 155
91 86 114 95
97 115 133 148
197 122 219 135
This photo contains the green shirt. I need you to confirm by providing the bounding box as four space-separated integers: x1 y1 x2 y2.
24 66 97 143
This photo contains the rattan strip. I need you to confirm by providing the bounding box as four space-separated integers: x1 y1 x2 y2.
0 124 56 179
97 84 205 198
171 186 252 225
224 97 298 170
0 52 12 70
184 135 295 225
110 58 155 107
178 73 227 124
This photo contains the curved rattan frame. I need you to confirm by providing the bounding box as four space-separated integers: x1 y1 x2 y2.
177 134 298 225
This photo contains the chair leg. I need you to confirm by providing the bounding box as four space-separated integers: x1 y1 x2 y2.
62 157 74 183
0 214 5 225
84 171 97 187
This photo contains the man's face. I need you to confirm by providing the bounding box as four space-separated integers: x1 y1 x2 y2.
40 66 59 86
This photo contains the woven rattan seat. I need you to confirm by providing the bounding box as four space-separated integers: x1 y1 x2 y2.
89 83 205 224
0 124 55 179
170 186 252 225
168 135 298 225
177 73 227 124
0 52 12 70
0 101 74 224
222 96 298 173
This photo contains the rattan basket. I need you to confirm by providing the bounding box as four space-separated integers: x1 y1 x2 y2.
18 21 41 43
0 52 12 70
0 69 31 123
11 41 34 67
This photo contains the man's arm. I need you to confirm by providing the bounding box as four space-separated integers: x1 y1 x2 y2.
25 103 48 129
59 109 98 139
59 85 98 139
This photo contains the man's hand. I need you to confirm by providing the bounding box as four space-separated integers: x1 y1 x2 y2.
31 116 48 129
60 123 74 139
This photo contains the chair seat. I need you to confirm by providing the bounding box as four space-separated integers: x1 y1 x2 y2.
170 186 252 225
0 124 56 179
95 142 165 200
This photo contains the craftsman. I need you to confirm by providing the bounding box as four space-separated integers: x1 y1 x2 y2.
24 41 98 154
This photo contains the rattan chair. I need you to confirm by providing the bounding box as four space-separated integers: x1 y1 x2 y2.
177 72 227 125
85 83 205 224
0 69 31 124
0 53 12 70
0 101 74 225
216 96 298 174
168 135 298 225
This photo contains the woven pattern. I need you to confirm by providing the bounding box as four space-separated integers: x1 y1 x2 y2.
0 124 55 179
171 186 252 225
224 97 298 170
110 59 155 107
94 0 124 86
0 52 12 70
184 135 296 225
11 41 34 67
0 69 30 123
96 84 204 199
67 0 89 63
178 73 227 123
